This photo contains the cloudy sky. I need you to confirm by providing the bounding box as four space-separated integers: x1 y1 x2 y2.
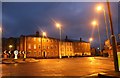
2 2 118 48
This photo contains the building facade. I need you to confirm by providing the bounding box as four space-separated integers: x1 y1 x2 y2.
2 32 91 58
20 35 59 58
73 41 90 56
60 41 74 57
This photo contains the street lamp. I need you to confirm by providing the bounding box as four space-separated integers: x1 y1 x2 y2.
91 20 102 53
96 5 109 40
89 37 93 49
91 20 97 26
42 32 47 37
89 38 93 42
55 22 62 59
9 45 13 50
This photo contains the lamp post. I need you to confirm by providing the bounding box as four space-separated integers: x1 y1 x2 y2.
89 37 93 46
96 5 109 40
107 1 119 72
89 38 94 56
41 32 47 58
0 27 2 54
91 20 102 54
55 23 62 58
89 37 93 50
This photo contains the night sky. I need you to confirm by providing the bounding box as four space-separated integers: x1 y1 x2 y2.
2 2 118 48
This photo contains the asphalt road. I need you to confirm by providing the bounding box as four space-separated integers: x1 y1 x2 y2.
1 57 114 76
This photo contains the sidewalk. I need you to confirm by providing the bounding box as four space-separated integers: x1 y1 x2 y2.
84 71 120 78
2 58 39 64
98 71 120 78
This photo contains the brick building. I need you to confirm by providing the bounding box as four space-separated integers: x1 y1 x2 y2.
73 38 90 56
19 32 59 58
2 31 91 58
60 36 74 57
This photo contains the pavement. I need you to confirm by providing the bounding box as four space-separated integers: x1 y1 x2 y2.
84 71 120 78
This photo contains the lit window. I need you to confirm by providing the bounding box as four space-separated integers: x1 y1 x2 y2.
34 38 36 41
48 46 50 49
34 44 36 49
28 44 31 49
39 38 41 42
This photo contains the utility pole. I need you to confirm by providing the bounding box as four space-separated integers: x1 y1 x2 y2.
107 1 119 72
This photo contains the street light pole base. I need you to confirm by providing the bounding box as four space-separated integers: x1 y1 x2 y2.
59 56 62 59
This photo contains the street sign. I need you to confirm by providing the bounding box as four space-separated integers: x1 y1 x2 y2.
14 50 18 59
117 52 120 71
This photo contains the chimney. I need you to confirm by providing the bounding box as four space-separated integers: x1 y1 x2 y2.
36 31 39 37
65 35 68 40
80 38 82 42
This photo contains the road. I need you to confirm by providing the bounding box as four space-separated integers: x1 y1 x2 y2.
1 57 114 76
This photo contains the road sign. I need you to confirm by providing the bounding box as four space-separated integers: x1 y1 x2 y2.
14 50 18 59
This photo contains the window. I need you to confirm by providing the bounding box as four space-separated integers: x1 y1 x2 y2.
67 48 69 51
54 45 57 49
48 46 50 49
43 46 45 49
38 45 40 49
27 51 31 54
39 38 41 42
50 45 53 49
34 44 36 49
28 44 31 49
34 37 36 41
55 40 57 42
34 52 36 54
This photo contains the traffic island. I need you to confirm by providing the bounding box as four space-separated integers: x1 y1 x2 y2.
2 58 39 64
